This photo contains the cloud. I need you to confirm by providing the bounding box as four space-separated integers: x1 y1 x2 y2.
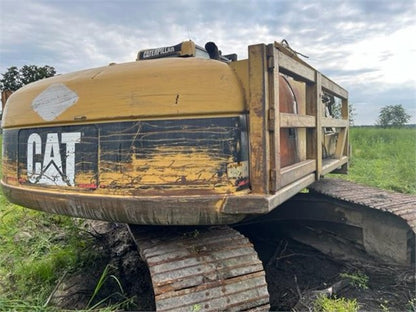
350 83 416 125
1 1 156 72
0 0 414 124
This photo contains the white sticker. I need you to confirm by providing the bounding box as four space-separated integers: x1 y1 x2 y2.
27 132 81 186
227 161 249 179
32 83 79 121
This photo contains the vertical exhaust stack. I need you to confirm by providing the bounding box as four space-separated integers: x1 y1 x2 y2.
205 42 220 60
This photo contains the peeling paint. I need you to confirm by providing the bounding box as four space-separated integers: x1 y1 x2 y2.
99 146 234 193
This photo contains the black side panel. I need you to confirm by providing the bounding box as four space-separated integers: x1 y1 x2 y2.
3 116 248 194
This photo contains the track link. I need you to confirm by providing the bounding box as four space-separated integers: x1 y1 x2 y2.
305 178 415 265
128 225 269 311
309 178 416 231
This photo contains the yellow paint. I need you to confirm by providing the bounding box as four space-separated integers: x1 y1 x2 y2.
1 158 18 186
98 146 234 193
229 60 249 109
214 197 227 212
2 58 245 129
179 41 196 56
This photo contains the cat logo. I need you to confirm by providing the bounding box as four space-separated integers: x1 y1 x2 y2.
27 132 81 186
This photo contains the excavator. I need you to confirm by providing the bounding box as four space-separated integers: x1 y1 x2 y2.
1 40 414 311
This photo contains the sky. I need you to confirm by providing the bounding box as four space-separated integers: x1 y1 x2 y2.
0 0 415 125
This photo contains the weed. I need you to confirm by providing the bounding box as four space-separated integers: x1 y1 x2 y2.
313 294 359 312
339 271 369 290
86 264 135 311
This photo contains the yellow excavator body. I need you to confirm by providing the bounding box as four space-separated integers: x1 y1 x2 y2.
1 40 347 226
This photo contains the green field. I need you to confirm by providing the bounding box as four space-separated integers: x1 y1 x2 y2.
0 127 415 309
335 127 416 194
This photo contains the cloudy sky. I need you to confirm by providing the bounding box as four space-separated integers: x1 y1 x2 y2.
0 0 415 125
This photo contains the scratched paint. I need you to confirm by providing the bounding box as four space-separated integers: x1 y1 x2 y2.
99 146 235 193
96 117 246 194
6 116 248 195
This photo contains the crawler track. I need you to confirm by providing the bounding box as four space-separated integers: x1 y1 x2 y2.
309 178 416 231
301 178 416 265
128 225 269 311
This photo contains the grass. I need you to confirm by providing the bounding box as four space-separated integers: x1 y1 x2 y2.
339 271 369 290
313 295 359 312
0 198 98 307
332 127 416 194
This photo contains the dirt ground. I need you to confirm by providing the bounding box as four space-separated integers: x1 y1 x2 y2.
240 224 415 311
50 221 415 311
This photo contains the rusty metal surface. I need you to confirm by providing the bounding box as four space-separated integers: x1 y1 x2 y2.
128 225 269 311
1 182 255 225
1 90 13 112
279 76 300 168
309 178 416 231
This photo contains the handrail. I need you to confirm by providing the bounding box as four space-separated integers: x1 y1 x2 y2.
274 41 348 100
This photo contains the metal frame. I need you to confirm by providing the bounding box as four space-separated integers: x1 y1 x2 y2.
247 42 349 200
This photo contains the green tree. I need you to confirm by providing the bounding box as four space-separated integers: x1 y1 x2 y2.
376 104 411 128
0 66 21 91
0 65 56 91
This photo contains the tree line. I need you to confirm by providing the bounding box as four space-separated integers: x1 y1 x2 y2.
0 65 56 91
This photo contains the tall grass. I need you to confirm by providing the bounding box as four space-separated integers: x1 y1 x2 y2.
339 127 416 194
